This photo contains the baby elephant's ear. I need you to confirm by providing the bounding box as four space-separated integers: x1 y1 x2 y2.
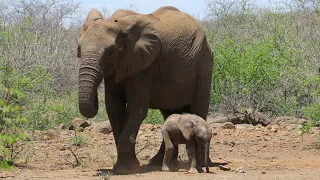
178 117 196 140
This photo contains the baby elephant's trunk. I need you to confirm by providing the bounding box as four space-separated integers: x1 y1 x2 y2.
205 143 210 173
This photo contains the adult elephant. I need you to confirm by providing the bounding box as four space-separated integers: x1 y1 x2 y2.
77 6 214 174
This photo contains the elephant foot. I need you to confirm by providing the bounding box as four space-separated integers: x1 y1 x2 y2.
112 157 140 175
187 167 199 174
162 165 170 172
149 154 179 167
148 153 164 166
162 164 178 172
197 166 204 173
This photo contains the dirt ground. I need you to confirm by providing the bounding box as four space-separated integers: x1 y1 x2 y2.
1 118 320 180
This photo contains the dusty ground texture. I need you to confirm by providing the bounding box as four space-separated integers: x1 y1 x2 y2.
1 117 320 180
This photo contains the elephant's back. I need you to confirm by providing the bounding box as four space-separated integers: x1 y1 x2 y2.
152 7 207 65
148 9 212 110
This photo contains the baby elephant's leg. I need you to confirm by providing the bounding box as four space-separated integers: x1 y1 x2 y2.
195 143 204 173
186 142 198 173
162 129 175 171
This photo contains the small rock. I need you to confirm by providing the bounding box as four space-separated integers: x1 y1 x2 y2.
235 124 254 130
262 171 266 174
229 141 236 147
45 130 59 139
221 122 235 129
269 125 278 133
235 166 245 173
58 123 66 130
78 127 84 132
212 132 218 136
93 122 112 134
219 165 231 171
43 135 50 140
69 118 90 130
298 119 308 125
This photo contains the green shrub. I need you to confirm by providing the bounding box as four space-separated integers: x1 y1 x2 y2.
301 75 320 125
144 109 163 124
0 62 28 168
210 34 304 116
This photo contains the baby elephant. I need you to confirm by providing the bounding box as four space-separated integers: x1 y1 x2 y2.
161 113 212 173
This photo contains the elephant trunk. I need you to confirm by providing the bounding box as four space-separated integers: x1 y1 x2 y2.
78 53 103 118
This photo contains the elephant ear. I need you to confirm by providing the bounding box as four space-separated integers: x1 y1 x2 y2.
115 15 161 83
178 117 196 140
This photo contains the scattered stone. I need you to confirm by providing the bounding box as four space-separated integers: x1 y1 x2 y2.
221 122 235 129
262 171 266 174
78 127 85 132
229 141 236 147
42 135 50 140
45 130 59 139
58 123 66 130
93 122 112 134
272 116 309 126
69 118 90 130
235 166 245 173
268 125 278 133
212 132 218 136
219 165 231 171
235 124 254 130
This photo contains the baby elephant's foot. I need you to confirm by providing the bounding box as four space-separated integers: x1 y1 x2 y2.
162 164 178 172
197 166 204 173
188 167 199 174
188 166 204 173
162 165 170 171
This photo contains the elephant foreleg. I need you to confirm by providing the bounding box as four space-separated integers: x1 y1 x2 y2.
112 73 152 174
104 85 126 147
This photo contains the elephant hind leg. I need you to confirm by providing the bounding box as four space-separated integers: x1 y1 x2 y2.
190 69 212 167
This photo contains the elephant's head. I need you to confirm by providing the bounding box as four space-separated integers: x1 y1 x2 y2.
77 9 161 118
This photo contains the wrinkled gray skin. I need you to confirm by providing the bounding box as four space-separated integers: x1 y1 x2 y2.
162 114 212 173
77 6 213 174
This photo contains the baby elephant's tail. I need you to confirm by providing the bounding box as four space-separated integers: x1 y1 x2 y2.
205 143 210 173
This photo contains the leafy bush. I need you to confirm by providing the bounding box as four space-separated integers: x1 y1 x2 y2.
210 35 303 116
301 75 320 126
144 109 163 124
0 61 28 168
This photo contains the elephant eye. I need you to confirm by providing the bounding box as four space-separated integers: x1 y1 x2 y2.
108 51 114 57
